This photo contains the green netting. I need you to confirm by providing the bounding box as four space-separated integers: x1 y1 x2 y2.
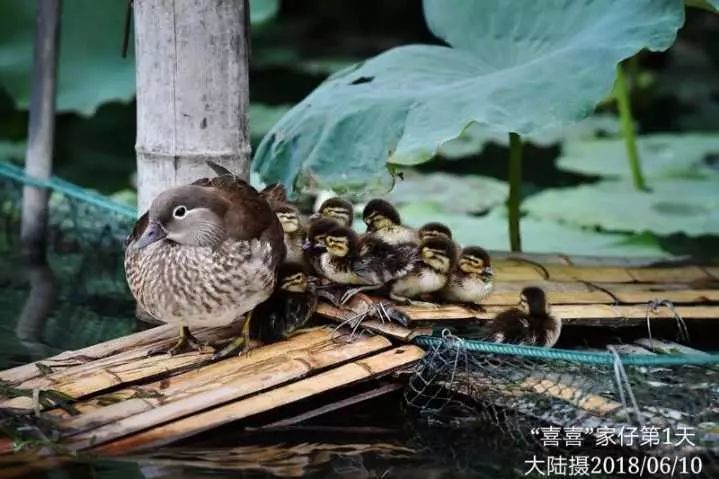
405 331 719 474
0 162 138 365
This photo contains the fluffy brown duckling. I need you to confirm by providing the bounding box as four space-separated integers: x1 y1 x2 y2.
250 263 318 343
363 199 419 245
418 222 453 242
440 246 494 305
314 197 354 227
389 236 457 307
306 225 417 303
274 203 306 265
478 287 561 347
303 217 341 274
124 161 285 356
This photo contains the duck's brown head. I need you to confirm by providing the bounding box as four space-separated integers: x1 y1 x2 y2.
418 222 453 242
277 263 310 293
363 199 401 231
420 236 457 274
132 185 229 249
323 226 359 258
318 197 354 227
275 204 301 234
519 287 550 315
458 246 493 279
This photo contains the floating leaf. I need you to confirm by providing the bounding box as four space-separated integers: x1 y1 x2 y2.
524 179 719 236
397 204 666 257
0 0 134 115
556 134 719 179
254 0 683 192
250 0 280 25
438 114 620 160
386 172 507 214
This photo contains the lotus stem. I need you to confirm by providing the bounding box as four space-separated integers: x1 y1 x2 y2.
508 132 522 252
615 63 647 191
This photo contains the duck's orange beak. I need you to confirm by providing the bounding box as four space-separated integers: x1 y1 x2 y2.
132 221 166 249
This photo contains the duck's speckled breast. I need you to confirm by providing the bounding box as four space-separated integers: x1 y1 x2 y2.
125 238 276 327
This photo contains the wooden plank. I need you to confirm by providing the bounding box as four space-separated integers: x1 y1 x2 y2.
634 338 710 356
91 346 425 454
64 334 392 449
57 328 359 432
0 324 177 384
628 266 712 283
705 266 719 280
544 265 635 283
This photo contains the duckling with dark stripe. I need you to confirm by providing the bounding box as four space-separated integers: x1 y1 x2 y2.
363 199 419 245
441 246 494 306
314 197 354 227
389 236 456 307
477 287 561 347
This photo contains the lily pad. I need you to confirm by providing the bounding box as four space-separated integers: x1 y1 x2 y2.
556 134 719 179
438 114 621 160
254 0 683 192
386 172 507 214
0 0 135 115
397 204 667 257
524 179 719 236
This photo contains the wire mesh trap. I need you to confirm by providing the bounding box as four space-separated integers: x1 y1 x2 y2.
404 331 719 474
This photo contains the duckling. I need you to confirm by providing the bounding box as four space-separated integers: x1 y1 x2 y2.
250 263 318 342
303 217 342 275
478 287 561 347
389 236 456 307
418 222 453 242
363 199 419 245
440 246 494 305
274 203 306 265
125 161 285 356
313 197 354 227
307 225 417 304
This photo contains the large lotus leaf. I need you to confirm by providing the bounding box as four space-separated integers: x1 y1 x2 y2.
0 0 135 115
524 179 719 236
397 204 666 257
438 114 620 160
386 172 507 214
557 134 719 179
254 0 684 193
0 0 278 115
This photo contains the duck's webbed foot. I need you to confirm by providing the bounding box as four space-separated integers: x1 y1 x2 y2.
148 325 211 356
340 285 381 305
211 312 256 360
389 292 439 309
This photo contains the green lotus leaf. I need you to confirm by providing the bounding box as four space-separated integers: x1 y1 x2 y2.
386 172 507 214
523 179 719 236
250 0 280 25
397 204 666 257
557 134 719 179
254 0 683 193
438 114 620 160
0 0 134 115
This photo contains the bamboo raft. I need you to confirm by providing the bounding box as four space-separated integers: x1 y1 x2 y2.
0 254 718 459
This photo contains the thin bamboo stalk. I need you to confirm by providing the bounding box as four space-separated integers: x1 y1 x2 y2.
65 334 392 449
91 346 424 454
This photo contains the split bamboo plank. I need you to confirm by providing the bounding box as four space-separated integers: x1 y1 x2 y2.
91 346 425 454
543 265 635 283
705 266 719 280
65 334 392 449
627 266 710 283
0 324 176 384
53 328 338 421
633 338 710 356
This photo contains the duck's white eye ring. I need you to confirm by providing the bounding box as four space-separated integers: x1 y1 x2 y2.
173 205 188 218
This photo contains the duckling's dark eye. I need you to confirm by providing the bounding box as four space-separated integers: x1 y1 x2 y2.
173 205 187 219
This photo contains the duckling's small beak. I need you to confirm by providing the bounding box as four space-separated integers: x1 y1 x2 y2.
482 266 494 277
132 221 166 250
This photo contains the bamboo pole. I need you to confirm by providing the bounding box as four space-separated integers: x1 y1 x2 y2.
65 335 392 449
91 346 424 454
